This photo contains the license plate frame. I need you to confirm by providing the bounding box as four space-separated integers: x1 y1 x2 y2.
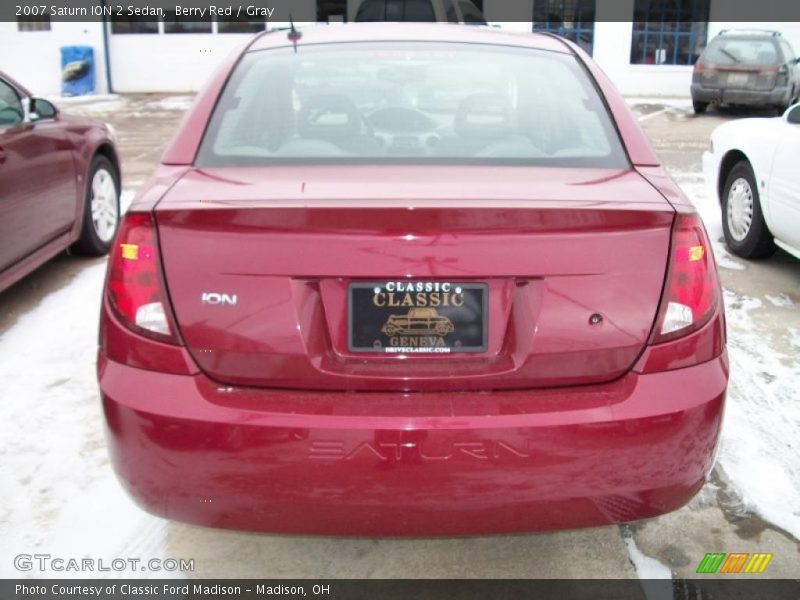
347 281 488 354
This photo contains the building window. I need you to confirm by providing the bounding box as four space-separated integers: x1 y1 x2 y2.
164 12 212 34
318 0 347 22
630 0 709 65
533 0 595 55
110 18 158 34
216 17 266 34
17 16 51 32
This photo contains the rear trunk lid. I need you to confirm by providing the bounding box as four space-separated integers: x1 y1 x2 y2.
155 166 674 391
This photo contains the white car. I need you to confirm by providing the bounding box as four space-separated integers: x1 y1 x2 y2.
703 103 800 259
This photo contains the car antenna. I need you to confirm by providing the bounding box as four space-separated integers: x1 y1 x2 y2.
288 15 302 53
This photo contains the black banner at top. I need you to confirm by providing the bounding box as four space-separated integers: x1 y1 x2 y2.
5 0 800 22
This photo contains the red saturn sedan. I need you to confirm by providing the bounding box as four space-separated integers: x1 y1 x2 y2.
99 24 727 536
1 72 120 292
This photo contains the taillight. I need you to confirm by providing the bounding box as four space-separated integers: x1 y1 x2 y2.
107 212 179 344
693 62 716 79
651 212 720 344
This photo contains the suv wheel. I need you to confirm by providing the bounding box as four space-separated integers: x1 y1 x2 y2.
693 100 708 114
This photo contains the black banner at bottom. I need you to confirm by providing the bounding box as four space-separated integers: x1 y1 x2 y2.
3 579 799 600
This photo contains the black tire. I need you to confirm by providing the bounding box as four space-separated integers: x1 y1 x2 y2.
71 155 120 256
720 161 775 259
693 100 708 114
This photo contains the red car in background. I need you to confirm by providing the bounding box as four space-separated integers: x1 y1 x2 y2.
0 72 120 292
99 24 727 536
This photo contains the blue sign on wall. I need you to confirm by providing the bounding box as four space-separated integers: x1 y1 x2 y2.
60 45 95 96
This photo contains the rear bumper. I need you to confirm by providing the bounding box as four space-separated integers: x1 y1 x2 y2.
99 353 727 536
691 83 791 106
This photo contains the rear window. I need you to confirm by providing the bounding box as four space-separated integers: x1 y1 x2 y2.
703 38 781 66
196 41 628 168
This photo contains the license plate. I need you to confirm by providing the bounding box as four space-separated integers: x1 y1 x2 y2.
348 282 487 354
728 73 750 85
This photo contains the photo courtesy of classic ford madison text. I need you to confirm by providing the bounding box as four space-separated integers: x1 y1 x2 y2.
0 0 799 595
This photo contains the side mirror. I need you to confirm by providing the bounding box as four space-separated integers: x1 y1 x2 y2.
785 103 800 125
29 97 58 121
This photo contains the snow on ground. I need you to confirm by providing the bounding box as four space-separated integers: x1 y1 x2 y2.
622 525 674 598
49 94 194 118
52 96 129 115
621 526 672 579
120 189 136 214
48 94 121 106
145 96 194 111
765 293 794 308
791 328 800 351
675 177 800 541
0 262 174 579
714 288 800 540
626 96 694 109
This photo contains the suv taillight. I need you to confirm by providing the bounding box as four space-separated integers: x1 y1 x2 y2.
652 212 720 344
107 213 179 344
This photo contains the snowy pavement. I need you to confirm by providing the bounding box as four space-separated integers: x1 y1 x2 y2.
0 94 798 580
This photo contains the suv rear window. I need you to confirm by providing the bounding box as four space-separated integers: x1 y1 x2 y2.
196 41 628 168
703 38 781 66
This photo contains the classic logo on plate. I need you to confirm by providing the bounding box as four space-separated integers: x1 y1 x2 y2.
348 281 487 354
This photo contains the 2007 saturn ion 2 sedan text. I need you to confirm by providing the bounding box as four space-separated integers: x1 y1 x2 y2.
99 24 728 536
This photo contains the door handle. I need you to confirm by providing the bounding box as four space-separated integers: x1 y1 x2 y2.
0 146 6 165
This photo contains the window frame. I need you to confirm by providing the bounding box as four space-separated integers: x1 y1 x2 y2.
216 17 267 34
110 17 159 35
16 16 51 32
630 0 710 66
163 12 213 35
533 0 596 56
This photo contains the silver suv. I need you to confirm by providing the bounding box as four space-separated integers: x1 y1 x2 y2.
691 30 800 114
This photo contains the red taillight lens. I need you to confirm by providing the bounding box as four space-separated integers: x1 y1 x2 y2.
652 212 720 344
694 62 715 75
107 213 179 344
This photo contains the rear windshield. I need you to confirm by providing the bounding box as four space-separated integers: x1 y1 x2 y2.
703 38 781 66
196 41 628 168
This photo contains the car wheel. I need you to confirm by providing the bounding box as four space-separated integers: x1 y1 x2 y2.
72 155 120 256
693 101 708 114
721 161 775 259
